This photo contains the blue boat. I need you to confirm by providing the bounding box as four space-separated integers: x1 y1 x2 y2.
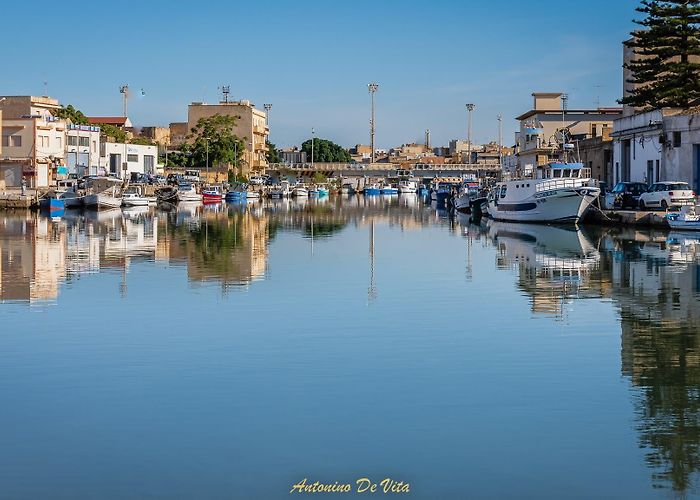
317 187 329 197
364 183 381 195
40 197 66 212
381 185 399 195
418 186 429 196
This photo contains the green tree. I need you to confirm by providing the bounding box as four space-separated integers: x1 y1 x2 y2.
97 123 128 143
52 104 89 125
621 0 700 109
266 140 281 164
130 136 154 146
300 138 351 163
187 114 246 170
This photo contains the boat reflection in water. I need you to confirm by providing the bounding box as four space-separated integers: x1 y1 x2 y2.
5 197 700 495
482 220 601 316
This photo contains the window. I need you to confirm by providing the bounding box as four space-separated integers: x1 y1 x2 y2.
127 154 138 163
67 136 78 146
144 155 155 174
92 141 97 152
56 136 62 148
673 131 682 147
500 186 507 198
655 160 660 183
79 136 89 147
592 124 597 137
10 135 22 147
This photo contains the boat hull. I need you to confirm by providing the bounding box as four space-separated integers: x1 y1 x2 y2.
40 198 65 211
488 186 599 223
364 188 381 195
84 193 122 209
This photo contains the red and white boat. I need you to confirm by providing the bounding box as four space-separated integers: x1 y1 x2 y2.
202 185 224 203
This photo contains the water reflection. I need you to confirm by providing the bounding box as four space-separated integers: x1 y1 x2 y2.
3 198 700 493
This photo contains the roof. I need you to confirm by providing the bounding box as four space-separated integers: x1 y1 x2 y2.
87 116 130 126
516 108 623 121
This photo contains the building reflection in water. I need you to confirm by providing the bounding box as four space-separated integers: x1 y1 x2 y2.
5 197 700 492
468 218 700 493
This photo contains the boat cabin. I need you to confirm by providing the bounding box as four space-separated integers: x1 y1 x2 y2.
538 162 591 180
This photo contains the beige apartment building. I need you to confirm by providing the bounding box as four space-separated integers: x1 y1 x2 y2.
515 92 621 171
187 100 269 174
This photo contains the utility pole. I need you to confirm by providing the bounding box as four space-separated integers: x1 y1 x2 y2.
311 127 315 168
368 83 379 164
263 103 272 129
466 103 475 165
206 138 210 181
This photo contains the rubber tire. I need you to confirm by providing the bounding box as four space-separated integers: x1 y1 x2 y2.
661 200 669 210
639 200 646 210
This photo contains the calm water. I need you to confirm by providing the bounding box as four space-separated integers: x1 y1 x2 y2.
1 196 700 499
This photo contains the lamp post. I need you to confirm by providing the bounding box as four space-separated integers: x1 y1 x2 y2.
466 103 475 165
368 83 379 164
497 114 503 169
311 127 315 169
263 103 272 129
206 137 210 181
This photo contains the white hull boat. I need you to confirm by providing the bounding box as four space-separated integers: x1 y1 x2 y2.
292 187 308 197
487 163 599 223
122 192 150 207
398 179 418 193
84 192 122 209
667 206 700 230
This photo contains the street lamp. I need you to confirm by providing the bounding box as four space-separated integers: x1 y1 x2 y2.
311 127 315 168
119 85 129 117
368 83 379 164
497 114 503 169
466 103 475 165
263 103 272 128
206 137 210 181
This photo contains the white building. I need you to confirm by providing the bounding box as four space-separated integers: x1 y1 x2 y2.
100 142 159 179
66 124 101 177
612 108 700 189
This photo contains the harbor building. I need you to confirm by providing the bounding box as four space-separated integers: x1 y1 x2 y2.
168 122 188 147
187 100 269 174
612 39 700 189
0 115 66 188
0 95 61 120
576 126 614 184
66 124 101 177
515 92 621 172
279 147 307 165
99 142 159 179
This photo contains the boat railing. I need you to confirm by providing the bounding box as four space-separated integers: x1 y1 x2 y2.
535 178 588 192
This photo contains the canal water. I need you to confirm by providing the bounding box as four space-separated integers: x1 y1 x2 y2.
1 196 699 499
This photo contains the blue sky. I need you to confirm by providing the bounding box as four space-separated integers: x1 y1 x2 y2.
4 0 640 148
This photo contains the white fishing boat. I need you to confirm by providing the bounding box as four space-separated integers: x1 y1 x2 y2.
667 206 700 230
270 181 291 198
178 182 203 202
292 184 309 197
84 188 122 209
487 162 599 223
121 187 149 207
453 181 481 213
398 179 418 193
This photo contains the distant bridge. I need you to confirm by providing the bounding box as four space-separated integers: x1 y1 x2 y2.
267 163 502 179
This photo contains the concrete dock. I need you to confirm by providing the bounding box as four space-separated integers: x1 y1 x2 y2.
585 207 670 228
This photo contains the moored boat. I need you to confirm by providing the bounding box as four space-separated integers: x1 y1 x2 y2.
202 185 224 203
292 184 309 197
121 187 149 207
381 184 399 195
398 179 418 193
178 182 203 202
364 183 381 195
667 206 700 230
487 162 599 223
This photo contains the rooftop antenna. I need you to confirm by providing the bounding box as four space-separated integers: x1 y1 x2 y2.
43 80 48 97
425 129 431 150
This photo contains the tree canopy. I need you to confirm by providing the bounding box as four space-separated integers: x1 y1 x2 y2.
300 138 351 163
52 104 89 125
266 140 281 164
621 0 700 109
187 114 246 170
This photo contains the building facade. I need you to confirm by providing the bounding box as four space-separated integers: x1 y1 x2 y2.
0 116 66 188
99 142 159 179
187 100 269 174
515 92 621 172
66 124 101 177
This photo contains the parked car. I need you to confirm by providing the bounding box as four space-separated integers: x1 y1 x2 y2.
606 182 649 209
638 181 696 210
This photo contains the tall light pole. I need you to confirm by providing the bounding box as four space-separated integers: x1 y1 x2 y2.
263 103 272 132
497 114 503 169
119 85 129 117
466 103 475 165
206 138 210 181
311 127 315 168
368 83 379 164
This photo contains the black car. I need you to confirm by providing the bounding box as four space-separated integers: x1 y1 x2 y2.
609 182 649 209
